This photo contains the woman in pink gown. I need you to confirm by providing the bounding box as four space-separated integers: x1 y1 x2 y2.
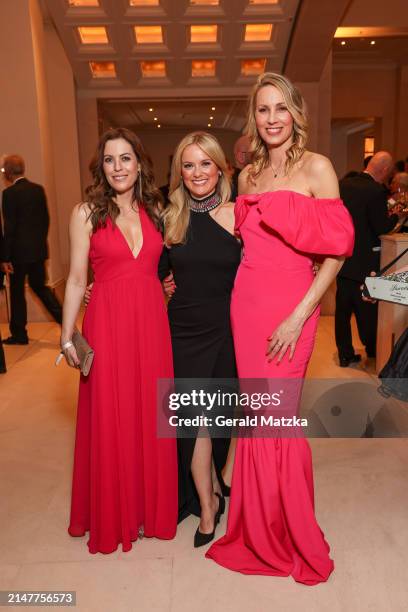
206 73 354 584
61 128 177 554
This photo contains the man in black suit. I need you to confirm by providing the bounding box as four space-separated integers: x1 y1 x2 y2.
1 155 62 344
335 151 399 367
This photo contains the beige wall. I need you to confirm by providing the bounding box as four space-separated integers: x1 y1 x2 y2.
0 0 81 282
330 65 407 174
44 23 82 274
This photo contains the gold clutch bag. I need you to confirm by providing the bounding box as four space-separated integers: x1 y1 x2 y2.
56 328 94 376
72 329 94 376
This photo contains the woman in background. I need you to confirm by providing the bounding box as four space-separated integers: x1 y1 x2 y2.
61 127 177 554
160 131 241 546
206 73 354 584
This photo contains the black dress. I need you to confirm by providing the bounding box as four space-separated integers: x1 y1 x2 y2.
159 209 241 522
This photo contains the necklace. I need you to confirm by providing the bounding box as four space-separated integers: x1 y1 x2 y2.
270 159 284 178
188 190 222 213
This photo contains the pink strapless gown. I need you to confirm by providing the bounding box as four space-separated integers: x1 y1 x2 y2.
68 209 178 554
206 190 354 585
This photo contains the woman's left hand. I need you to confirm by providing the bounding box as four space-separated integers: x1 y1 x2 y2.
266 313 304 363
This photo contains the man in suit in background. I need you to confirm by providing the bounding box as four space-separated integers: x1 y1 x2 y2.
1 154 62 345
335 151 399 367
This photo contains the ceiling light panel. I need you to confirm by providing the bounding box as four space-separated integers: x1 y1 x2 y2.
141 60 166 77
129 0 159 5
249 0 279 4
241 58 266 76
78 26 108 44
191 60 216 77
69 0 100 5
244 24 273 42
190 25 218 43
190 0 220 5
134 26 163 44
90 61 116 78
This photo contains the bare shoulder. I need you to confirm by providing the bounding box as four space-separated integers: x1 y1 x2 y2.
303 151 334 176
70 203 93 231
302 151 339 198
237 164 252 193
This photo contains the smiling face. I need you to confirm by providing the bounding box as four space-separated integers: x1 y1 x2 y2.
181 144 220 198
255 85 294 149
103 137 139 194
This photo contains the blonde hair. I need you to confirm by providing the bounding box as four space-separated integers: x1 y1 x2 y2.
245 72 308 182
163 131 232 245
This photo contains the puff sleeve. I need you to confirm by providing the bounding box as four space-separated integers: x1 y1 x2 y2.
256 191 354 257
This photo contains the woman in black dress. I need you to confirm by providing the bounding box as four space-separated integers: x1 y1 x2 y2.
160 131 241 546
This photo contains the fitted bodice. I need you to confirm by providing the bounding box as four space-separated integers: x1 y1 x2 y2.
89 208 163 284
159 210 241 303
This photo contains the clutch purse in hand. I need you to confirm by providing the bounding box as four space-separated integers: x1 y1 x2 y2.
55 328 94 376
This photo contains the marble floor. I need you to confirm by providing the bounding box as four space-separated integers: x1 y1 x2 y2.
0 319 407 612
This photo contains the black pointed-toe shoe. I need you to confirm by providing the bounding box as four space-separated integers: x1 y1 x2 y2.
194 493 225 548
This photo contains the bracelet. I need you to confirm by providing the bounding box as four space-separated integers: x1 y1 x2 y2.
61 340 74 351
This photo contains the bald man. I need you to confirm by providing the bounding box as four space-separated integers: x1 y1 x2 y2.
335 151 399 367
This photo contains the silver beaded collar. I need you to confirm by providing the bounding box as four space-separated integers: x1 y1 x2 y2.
189 190 222 213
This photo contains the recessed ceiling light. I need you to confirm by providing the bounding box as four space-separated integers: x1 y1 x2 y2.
89 61 116 78
154 117 158 121
241 58 266 76
149 107 153 112
78 26 108 44
134 25 163 44
211 106 216 110
208 123 212 127
249 0 279 4
69 0 99 6
341 40 346 45
210 116 214 120
157 124 161 128
190 0 219 5
370 40 376 45
140 60 166 77
129 0 159 6
190 25 218 44
191 60 216 77
244 24 273 42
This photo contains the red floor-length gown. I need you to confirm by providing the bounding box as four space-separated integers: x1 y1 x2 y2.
206 190 354 585
68 207 178 554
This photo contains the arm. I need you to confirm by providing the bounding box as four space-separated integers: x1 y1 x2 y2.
61 204 92 367
367 188 398 236
268 155 346 362
2 189 17 264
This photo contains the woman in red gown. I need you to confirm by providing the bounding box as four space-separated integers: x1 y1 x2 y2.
61 128 177 554
206 73 354 584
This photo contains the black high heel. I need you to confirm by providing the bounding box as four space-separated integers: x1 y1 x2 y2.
194 493 225 548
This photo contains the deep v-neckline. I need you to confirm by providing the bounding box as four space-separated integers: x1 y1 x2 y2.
114 209 144 260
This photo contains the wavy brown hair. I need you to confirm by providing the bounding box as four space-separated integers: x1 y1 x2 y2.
85 127 163 231
245 72 308 183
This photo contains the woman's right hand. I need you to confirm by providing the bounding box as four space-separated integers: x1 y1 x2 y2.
84 282 93 306
162 273 176 298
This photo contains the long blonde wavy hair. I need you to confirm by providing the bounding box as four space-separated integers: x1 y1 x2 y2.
163 131 232 245
245 72 308 183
